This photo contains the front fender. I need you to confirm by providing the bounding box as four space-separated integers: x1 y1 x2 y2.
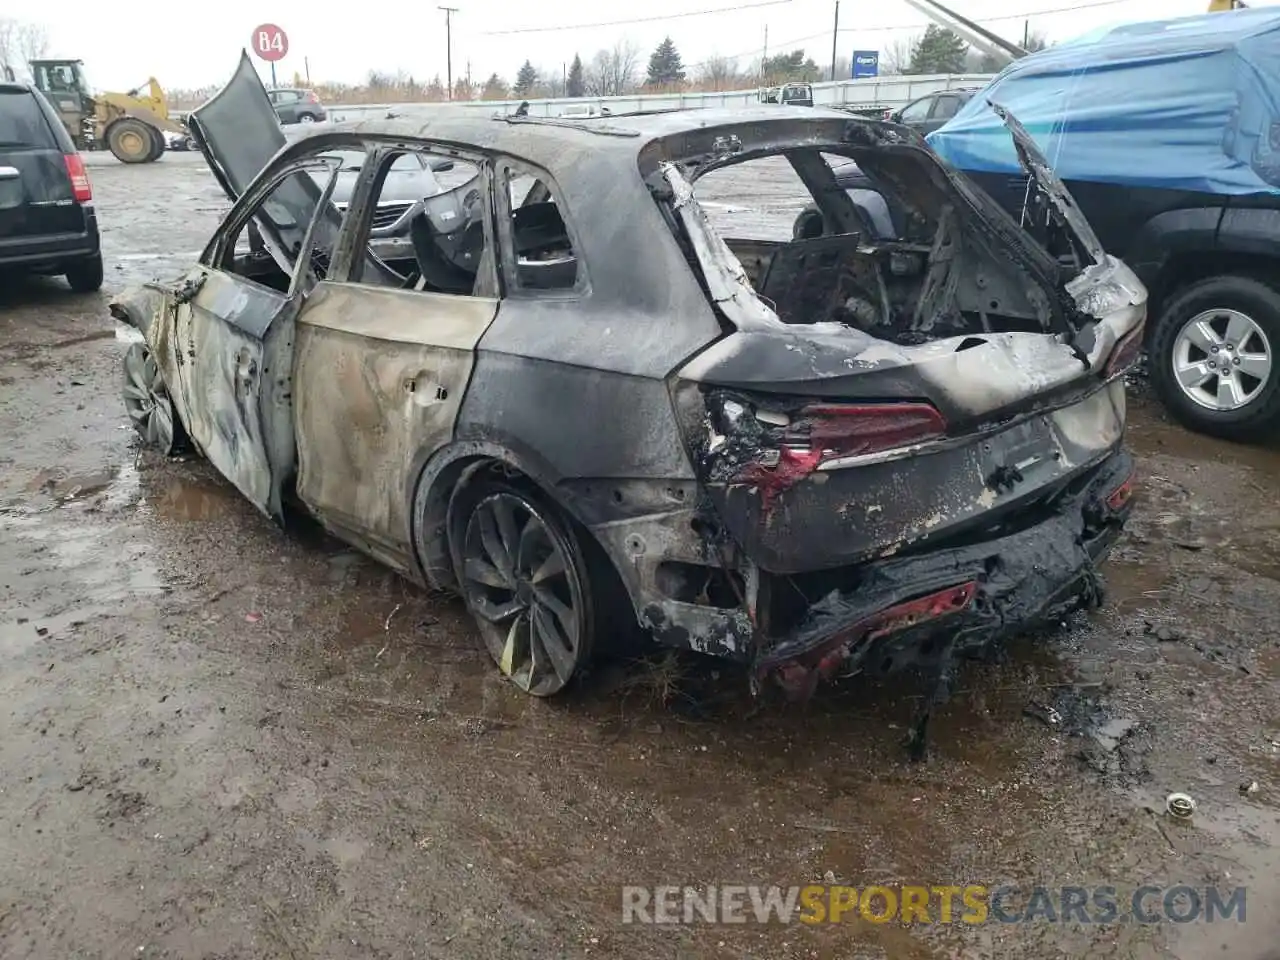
108 283 169 340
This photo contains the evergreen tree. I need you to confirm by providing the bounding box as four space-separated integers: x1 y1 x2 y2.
481 73 509 100
513 60 539 96
908 25 968 75
646 36 686 87
567 54 585 98
760 49 819 83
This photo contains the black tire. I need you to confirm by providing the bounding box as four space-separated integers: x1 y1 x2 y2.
297 112 318 124
448 474 605 696
65 253 104 293
107 118 157 164
146 126 165 161
1149 275 1280 443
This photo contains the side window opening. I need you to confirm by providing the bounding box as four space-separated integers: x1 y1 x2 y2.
347 146 490 297
931 96 961 121
217 158 343 295
501 162 580 292
898 96 933 123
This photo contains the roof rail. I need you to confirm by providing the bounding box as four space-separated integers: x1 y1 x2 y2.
496 115 641 137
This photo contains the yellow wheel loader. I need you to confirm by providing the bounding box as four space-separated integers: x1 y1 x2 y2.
28 59 186 164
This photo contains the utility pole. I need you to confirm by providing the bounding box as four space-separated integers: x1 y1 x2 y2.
761 24 769 84
830 1 840 82
438 6 458 100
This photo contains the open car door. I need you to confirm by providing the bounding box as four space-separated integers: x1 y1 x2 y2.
154 51 345 522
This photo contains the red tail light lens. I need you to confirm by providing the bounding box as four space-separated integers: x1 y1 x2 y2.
1105 322 1144 378
784 402 947 463
64 153 92 202
712 395 948 507
306 91 320 103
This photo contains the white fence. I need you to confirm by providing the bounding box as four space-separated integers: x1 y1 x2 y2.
323 74 995 123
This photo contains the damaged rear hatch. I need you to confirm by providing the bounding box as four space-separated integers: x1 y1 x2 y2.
649 109 1144 669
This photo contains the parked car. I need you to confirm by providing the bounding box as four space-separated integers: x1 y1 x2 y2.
760 82 815 107
929 8 1280 442
888 87 980 135
0 78 102 292
110 54 1141 746
268 87 327 124
318 148 472 262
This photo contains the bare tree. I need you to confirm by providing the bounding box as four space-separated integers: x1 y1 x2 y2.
0 18 17 77
881 35 917 76
585 39 641 97
696 53 739 92
17 21 47 70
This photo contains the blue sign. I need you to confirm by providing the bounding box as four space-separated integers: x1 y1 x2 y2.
853 50 880 79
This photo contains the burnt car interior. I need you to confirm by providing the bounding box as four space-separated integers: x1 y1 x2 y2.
326 148 581 296
662 146 1072 346
219 167 341 295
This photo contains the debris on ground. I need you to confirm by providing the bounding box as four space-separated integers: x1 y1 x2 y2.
1166 792 1196 819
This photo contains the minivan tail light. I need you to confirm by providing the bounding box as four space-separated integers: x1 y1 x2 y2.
306 91 320 103
64 153 92 202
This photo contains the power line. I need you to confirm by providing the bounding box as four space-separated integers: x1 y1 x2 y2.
683 0 1145 69
481 0 794 36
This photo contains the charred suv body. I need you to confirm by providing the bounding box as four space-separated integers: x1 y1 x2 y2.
112 53 1143 710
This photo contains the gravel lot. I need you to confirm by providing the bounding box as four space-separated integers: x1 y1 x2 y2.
0 149 1277 960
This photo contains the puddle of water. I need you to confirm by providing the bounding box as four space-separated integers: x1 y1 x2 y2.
145 475 240 522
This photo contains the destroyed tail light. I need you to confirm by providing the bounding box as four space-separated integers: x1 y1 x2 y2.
1105 321 1145 378
784 401 948 465
64 153 91 203
714 395 949 502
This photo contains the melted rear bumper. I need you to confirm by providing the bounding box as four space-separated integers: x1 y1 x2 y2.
756 448 1134 696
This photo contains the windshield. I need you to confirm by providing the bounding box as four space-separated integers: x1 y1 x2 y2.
782 84 812 100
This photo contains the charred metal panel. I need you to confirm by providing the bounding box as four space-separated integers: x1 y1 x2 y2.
166 268 297 520
456 347 695 483
188 51 287 203
680 378 1126 575
474 257 720 382
755 449 1133 678
293 282 498 569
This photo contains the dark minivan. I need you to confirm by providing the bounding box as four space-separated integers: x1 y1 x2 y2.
0 80 102 292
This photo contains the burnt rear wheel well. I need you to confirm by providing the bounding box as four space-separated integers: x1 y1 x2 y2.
414 454 643 652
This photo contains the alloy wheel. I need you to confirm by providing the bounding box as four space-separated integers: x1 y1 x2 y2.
122 343 178 454
460 491 586 696
1172 308 1272 411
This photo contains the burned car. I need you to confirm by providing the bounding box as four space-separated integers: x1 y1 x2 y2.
112 53 1143 737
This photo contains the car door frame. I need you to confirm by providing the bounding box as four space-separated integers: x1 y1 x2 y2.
164 152 343 523
288 137 505 574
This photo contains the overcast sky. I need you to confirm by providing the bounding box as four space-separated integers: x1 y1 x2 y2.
4 0 1269 92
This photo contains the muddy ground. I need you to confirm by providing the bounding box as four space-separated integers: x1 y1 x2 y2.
1 151 1277 960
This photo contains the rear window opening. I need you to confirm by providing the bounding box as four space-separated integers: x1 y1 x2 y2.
0 89 58 149
657 145 1063 347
